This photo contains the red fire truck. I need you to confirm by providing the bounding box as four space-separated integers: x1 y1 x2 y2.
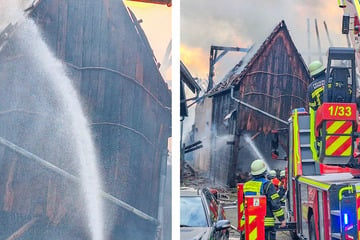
268 47 360 240
237 3 360 239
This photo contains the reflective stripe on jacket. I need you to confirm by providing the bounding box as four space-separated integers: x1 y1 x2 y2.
244 177 285 226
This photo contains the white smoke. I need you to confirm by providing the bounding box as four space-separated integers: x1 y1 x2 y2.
0 0 34 30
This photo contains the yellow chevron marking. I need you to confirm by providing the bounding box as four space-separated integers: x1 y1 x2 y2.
342 125 353 134
325 136 351 156
249 227 257 240
249 215 256 224
326 121 349 134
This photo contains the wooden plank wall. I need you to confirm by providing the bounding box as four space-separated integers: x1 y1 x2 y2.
0 0 170 238
211 30 309 186
211 93 236 185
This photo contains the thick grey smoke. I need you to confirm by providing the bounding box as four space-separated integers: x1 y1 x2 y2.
181 0 348 81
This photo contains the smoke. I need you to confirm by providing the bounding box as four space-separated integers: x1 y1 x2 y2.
210 132 234 185
181 0 347 81
213 134 234 151
0 0 33 30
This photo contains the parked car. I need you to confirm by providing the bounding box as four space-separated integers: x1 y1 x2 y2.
180 187 230 240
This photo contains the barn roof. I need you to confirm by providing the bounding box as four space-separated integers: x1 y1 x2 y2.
208 20 309 96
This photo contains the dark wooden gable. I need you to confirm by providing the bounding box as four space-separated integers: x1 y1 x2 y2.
237 21 309 132
206 20 310 187
212 20 310 133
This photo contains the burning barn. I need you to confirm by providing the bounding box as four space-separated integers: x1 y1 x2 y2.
0 0 171 239
193 20 310 187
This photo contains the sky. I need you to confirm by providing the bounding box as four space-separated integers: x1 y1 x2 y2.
123 1 172 83
180 0 349 86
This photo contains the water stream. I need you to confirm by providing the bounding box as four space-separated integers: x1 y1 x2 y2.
244 134 271 171
4 16 105 240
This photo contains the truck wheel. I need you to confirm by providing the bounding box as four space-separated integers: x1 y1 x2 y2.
309 215 316 240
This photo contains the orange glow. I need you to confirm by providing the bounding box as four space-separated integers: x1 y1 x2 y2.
123 0 172 82
322 3 344 27
180 44 209 79
294 2 343 31
124 1 153 9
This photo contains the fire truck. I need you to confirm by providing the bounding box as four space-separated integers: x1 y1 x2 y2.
237 4 360 240
268 46 360 240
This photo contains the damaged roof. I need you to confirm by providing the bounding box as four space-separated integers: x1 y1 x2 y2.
208 20 309 96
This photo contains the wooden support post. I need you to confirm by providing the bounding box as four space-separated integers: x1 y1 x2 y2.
6 217 39 240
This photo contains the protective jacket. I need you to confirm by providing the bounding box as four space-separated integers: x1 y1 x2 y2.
244 177 285 227
308 71 352 110
308 72 328 110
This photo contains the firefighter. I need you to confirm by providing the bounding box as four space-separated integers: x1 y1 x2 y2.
278 170 287 204
308 60 327 110
267 170 276 180
279 170 286 190
308 60 352 110
268 170 280 191
244 159 286 239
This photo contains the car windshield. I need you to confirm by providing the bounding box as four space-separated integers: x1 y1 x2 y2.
180 196 208 227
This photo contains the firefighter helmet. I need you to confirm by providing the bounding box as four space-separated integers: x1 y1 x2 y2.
280 170 285 178
309 60 326 77
269 170 276 178
250 159 267 176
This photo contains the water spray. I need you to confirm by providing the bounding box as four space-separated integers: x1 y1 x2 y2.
244 134 271 171
0 135 159 225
